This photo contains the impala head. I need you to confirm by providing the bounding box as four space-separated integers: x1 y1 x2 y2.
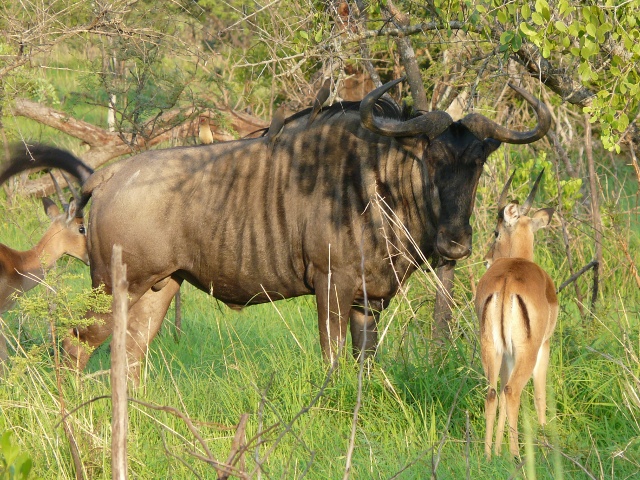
42 197 89 265
485 170 554 267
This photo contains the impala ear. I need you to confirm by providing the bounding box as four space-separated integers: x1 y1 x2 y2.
503 203 520 226
66 200 78 222
42 197 61 219
531 208 554 231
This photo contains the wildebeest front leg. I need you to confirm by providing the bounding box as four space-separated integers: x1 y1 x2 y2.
314 271 357 365
349 299 382 360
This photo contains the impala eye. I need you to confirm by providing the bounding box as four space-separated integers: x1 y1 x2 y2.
79 225 86 235
494 230 499 238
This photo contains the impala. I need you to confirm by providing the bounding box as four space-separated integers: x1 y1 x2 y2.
475 170 558 458
0 198 89 313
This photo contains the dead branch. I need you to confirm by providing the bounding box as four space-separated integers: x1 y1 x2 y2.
557 260 598 294
9 99 268 197
218 413 250 480
111 245 129 480
48 302 85 480
584 114 603 310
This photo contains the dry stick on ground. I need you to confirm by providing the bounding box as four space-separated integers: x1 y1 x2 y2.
248 363 339 478
253 373 276 480
49 303 86 480
218 413 250 480
584 114 603 310
111 245 129 480
550 141 585 314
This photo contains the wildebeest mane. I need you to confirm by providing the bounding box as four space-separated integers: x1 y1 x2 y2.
255 96 404 137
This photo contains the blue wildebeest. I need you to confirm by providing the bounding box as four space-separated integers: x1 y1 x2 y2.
0 79 550 381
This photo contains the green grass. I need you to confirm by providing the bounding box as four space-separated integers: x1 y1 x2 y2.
0 149 638 479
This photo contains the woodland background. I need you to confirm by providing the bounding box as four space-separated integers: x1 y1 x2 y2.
0 0 639 478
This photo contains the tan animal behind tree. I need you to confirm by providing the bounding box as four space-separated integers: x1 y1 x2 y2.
0 198 89 363
475 170 558 458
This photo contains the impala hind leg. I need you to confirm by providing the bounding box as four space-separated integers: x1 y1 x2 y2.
349 300 381 361
533 339 551 425
125 277 182 384
314 272 357 365
503 353 538 457
481 344 501 458
494 355 513 456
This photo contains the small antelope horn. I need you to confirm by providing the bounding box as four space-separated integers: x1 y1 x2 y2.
60 170 81 203
48 171 67 208
497 170 516 213
521 169 545 215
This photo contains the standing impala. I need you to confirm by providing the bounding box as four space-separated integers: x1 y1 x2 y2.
0 198 89 313
475 170 558 458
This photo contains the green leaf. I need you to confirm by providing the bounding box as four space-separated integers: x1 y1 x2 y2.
555 21 567 32
532 12 545 25
520 22 537 37
511 33 523 51
586 23 597 37
314 28 322 43
522 3 531 19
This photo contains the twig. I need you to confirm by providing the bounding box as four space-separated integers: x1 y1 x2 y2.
218 413 250 480
253 373 275 480
556 260 598 294
248 363 338 477
550 151 584 314
49 301 86 480
584 114 603 311
343 235 369 480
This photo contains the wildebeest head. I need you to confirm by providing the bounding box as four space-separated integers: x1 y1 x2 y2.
360 80 551 261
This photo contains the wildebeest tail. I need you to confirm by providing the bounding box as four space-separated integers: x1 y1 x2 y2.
1 143 95 214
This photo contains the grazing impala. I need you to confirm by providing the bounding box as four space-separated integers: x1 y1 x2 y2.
0 198 89 313
475 170 557 458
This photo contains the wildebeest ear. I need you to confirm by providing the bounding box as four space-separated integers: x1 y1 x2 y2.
483 138 502 157
42 197 61 219
503 203 520 226
531 208 554 231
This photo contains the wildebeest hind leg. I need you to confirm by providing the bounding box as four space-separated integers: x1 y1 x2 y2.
349 300 381 360
124 276 182 384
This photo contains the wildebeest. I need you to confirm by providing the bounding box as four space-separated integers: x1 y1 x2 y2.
0 78 550 381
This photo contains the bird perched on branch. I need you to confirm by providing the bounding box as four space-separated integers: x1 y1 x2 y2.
307 78 331 127
198 116 214 145
267 105 286 159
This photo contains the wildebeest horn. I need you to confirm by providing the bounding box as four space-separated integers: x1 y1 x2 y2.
521 169 544 215
360 77 453 139
498 170 516 213
459 83 551 144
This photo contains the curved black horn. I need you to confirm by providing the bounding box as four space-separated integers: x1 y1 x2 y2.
521 169 545 214
498 170 516 213
459 83 551 144
360 77 453 139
